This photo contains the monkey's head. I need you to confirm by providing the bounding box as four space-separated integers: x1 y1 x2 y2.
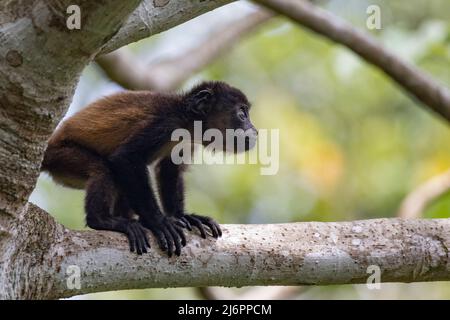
186 81 258 153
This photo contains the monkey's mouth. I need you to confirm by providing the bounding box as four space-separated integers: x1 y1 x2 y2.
226 129 258 153
243 135 258 152
200 127 258 153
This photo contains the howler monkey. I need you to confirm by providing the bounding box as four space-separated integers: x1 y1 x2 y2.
41 81 258 257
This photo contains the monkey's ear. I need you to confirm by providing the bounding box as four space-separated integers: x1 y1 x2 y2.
191 89 213 115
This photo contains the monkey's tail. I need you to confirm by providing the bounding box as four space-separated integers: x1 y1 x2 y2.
40 145 56 172
40 153 50 172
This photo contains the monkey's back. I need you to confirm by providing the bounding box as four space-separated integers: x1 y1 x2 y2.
49 91 155 155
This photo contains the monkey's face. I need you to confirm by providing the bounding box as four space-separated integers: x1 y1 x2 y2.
205 87 258 154
187 81 258 153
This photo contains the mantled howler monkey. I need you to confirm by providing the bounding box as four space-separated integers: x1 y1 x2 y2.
41 81 258 257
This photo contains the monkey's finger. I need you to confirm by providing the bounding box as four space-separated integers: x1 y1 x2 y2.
153 228 168 253
181 216 192 231
129 223 142 255
193 216 218 238
134 230 143 255
127 229 137 253
135 223 150 249
176 225 187 247
136 240 143 255
167 223 182 256
140 224 152 249
140 227 151 249
203 220 220 239
162 227 174 257
191 214 221 238
215 223 223 237
189 217 207 239
210 220 222 238
172 223 186 248
175 221 186 228
140 239 148 254
174 219 187 230
136 226 148 254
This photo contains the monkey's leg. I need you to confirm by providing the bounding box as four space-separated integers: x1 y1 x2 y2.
85 171 151 255
156 156 222 239
43 141 150 255
109 150 186 257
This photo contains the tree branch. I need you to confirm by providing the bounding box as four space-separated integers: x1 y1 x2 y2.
96 9 273 91
100 0 236 55
398 169 450 218
8 204 447 299
254 0 450 122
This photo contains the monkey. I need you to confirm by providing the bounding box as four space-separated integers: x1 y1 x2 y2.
41 81 258 257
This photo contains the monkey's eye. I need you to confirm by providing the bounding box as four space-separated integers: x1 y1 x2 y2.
237 108 247 121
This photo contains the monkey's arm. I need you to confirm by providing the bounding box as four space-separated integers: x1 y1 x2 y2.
109 125 186 256
156 157 221 238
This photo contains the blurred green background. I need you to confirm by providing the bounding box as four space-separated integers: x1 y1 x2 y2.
31 0 450 299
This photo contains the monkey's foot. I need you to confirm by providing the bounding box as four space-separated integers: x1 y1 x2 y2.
141 217 186 257
177 214 222 239
126 221 151 255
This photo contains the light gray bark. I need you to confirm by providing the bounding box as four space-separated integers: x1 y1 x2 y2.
100 0 236 54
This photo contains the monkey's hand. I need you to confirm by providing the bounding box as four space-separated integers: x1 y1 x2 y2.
176 213 222 239
140 216 186 257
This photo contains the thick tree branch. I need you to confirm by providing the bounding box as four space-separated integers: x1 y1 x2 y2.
7 204 448 299
100 0 236 55
254 0 450 122
96 10 273 91
398 169 450 218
